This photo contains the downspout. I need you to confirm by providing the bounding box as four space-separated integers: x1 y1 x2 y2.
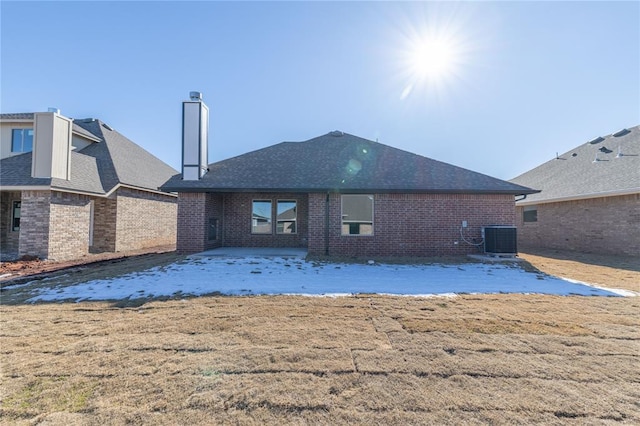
324 192 330 256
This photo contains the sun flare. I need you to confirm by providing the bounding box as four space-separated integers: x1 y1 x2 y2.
410 38 456 81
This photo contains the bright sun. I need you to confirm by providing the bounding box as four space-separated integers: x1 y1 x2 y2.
410 38 455 81
400 30 465 100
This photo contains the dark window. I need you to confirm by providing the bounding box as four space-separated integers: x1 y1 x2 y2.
523 206 537 223
341 194 374 235
12 201 21 231
276 200 297 234
11 129 33 153
252 200 272 234
208 218 218 240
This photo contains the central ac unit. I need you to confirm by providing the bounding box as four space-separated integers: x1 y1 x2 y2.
483 226 517 255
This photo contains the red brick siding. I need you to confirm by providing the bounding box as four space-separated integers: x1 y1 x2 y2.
0 191 21 255
178 191 515 257
516 194 640 256
222 193 308 248
308 193 516 257
177 193 208 253
114 188 177 252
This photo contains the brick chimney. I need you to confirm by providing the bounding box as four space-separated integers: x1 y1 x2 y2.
31 109 72 180
182 91 209 180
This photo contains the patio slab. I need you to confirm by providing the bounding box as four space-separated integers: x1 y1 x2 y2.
192 247 308 258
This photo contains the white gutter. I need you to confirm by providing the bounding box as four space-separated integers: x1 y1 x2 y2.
0 184 177 199
516 188 640 206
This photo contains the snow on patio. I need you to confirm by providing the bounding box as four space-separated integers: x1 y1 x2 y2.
25 255 632 303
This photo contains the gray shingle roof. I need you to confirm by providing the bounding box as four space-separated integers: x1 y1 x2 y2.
510 125 640 204
162 131 536 195
0 113 34 120
0 116 177 195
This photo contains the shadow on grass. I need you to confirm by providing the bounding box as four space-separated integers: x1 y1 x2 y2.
520 248 640 273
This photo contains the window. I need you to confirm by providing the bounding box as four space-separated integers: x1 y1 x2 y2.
341 194 373 235
523 206 538 223
12 201 21 231
11 129 34 153
208 218 218 240
277 200 297 234
252 200 272 234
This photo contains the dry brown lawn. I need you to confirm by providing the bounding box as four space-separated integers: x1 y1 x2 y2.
1 250 639 424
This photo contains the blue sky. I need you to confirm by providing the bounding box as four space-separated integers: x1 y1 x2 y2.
1 1 638 180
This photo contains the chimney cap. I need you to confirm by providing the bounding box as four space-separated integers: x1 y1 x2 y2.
47 107 60 114
189 91 203 101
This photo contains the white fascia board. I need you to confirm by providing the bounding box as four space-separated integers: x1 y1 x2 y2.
516 188 640 206
72 130 102 143
0 185 51 191
103 183 178 198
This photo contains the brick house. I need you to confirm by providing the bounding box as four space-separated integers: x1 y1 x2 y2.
510 125 639 256
0 110 178 261
161 93 536 257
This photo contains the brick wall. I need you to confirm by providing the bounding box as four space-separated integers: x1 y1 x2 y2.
177 193 208 253
222 193 308 248
309 193 516 257
92 195 117 252
0 191 21 255
18 190 51 259
177 191 515 257
516 193 640 256
114 188 177 252
47 191 92 261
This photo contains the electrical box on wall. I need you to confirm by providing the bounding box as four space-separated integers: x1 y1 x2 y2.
483 226 517 255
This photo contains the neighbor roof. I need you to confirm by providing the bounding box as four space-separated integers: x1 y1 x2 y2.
162 131 536 195
510 125 640 205
0 115 177 196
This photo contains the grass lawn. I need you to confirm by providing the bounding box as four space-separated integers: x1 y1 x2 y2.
1 249 638 424
1 293 638 424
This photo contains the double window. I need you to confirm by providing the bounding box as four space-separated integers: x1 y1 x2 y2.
341 194 373 235
11 129 33 153
251 200 297 234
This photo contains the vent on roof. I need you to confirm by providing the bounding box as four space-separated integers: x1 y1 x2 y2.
588 136 604 144
329 130 344 137
612 128 630 137
599 146 612 154
102 123 113 131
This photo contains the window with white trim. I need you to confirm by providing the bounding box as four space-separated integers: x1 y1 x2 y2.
341 194 373 235
11 129 33 153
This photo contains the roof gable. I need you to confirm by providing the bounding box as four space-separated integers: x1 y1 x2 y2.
162 131 535 195
0 114 177 195
511 125 640 204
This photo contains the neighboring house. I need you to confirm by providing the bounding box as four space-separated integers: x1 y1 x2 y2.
510 125 640 256
161 93 536 257
0 110 178 261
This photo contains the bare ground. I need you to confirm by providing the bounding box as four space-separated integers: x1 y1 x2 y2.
0 249 639 424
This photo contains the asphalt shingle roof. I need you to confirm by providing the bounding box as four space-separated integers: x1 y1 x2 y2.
0 115 177 195
162 131 536 195
510 125 640 204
